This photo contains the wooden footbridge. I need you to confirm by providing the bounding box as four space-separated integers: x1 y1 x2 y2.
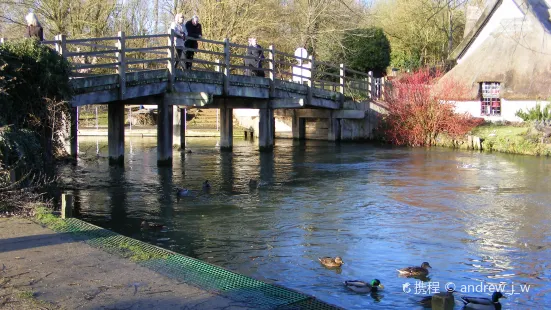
2 32 385 165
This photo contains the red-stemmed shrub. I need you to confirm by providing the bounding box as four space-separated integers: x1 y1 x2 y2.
379 69 483 146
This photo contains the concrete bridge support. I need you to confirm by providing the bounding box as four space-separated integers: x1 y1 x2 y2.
259 108 274 151
172 106 185 149
328 112 341 141
219 105 233 151
292 110 305 140
108 102 125 165
70 107 79 159
157 98 173 166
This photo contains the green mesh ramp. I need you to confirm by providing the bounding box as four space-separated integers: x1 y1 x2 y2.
39 217 342 310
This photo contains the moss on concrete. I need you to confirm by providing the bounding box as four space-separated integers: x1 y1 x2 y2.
118 241 170 262
34 207 68 230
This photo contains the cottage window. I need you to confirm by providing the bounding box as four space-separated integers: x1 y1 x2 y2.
480 82 501 116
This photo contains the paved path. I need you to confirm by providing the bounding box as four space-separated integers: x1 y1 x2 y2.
0 218 254 309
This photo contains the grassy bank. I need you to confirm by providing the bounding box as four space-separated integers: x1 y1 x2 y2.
437 123 551 156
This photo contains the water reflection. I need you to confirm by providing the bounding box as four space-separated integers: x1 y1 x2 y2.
107 166 128 231
64 137 551 309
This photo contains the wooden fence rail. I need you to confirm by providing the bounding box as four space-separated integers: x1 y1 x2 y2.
0 33 387 100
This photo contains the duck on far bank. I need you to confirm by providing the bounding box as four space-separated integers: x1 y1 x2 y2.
249 179 258 188
397 262 432 277
202 180 211 191
344 279 384 293
318 256 344 268
461 292 506 310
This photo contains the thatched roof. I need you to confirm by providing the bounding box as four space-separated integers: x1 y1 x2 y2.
440 0 551 100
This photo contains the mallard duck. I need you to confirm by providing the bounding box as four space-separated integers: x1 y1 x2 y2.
202 180 211 191
461 292 506 310
141 221 166 230
397 262 432 276
419 288 454 308
318 256 344 268
177 188 190 197
344 279 383 293
249 179 258 188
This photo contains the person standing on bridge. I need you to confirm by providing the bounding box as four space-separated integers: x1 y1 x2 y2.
184 15 202 70
244 37 265 77
170 13 187 69
25 13 43 41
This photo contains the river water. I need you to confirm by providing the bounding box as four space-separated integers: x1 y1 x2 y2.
59 136 551 309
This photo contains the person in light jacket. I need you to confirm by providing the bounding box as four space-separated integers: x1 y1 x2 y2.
184 15 202 69
170 13 186 69
25 13 43 41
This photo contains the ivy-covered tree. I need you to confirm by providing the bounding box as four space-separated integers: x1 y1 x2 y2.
0 39 73 163
341 27 391 76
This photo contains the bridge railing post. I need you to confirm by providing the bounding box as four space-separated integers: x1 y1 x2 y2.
368 71 374 99
339 63 345 103
116 31 126 100
55 34 67 57
223 38 230 95
268 45 275 97
307 54 314 105
381 76 386 100
364 77 369 99
167 29 175 90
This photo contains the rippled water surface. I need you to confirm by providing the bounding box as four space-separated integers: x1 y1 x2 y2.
60 136 551 309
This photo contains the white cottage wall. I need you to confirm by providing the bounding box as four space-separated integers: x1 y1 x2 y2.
454 100 549 121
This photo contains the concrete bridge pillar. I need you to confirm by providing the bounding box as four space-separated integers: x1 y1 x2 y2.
108 102 125 165
219 106 233 151
292 110 305 140
259 108 274 151
172 106 185 149
157 97 173 166
328 113 341 141
70 107 79 159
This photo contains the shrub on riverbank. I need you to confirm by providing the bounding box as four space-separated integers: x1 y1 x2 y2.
0 39 73 213
435 123 551 156
515 103 551 122
379 69 483 146
472 123 551 156
1 39 73 161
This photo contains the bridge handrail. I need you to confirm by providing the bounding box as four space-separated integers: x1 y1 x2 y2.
1 33 384 100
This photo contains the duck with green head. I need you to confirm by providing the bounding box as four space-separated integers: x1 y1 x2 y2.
318 256 344 268
461 292 506 310
344 279 383 293
397 262 432 277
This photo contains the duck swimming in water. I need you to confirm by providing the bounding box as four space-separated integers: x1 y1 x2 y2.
397 262 432 277
318 256 344 268
141 221 166 230
461 292 506 310
419 288 454 308
177 188 190 197
344 279 384 293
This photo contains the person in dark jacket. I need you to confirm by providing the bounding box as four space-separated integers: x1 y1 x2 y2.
184 15 202 69
25 13 43 41
244 37 265 77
